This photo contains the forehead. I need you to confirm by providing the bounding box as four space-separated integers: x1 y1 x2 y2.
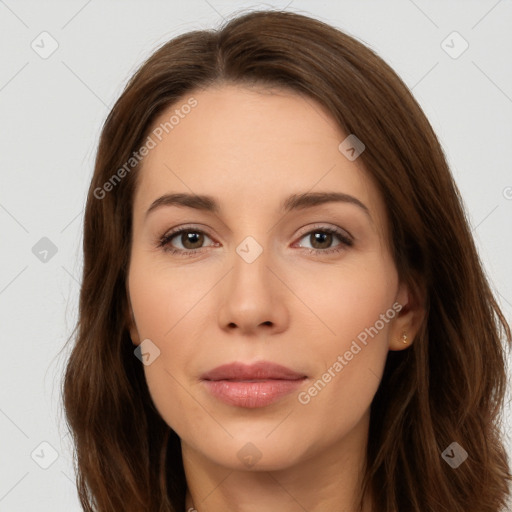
133 83 386 225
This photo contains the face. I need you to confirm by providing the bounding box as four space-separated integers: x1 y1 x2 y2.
127 83 413 472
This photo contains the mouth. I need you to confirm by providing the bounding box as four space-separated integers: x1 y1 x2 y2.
200 361 308 408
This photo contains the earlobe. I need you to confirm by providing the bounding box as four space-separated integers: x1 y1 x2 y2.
389 279 426 351
389 329 412 351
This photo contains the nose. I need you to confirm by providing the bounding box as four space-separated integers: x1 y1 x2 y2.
216 238 289 337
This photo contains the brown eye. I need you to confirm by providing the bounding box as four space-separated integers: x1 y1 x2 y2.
178 231 205 250
309 231 334 250
295 226 353 254
158 228 215 255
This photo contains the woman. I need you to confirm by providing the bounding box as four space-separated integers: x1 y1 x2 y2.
63 9 512 512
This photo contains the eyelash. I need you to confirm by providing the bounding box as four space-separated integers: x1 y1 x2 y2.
156 224 353 258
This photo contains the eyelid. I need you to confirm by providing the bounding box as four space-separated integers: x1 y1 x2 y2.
294 223 353 242
158 224 217 247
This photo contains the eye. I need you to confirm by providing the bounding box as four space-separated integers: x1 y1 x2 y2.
294 224 353 255
157 226 217 257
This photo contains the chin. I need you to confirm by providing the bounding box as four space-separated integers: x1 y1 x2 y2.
211 445 305 472
184 427 311 472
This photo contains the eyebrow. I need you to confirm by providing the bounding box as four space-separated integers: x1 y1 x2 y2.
145 191 370 219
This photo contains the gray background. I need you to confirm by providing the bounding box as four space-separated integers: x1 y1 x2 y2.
1 1 511 510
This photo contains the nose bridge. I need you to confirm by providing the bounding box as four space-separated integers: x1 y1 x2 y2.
221 200 284 283
224 230 280 306
235 233 267 266
229 231 273 289
226 203 276 267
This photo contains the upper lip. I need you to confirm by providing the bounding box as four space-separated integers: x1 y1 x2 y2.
201 361 306 381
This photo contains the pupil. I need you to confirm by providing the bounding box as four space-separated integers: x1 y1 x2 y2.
313 232 331 248
184 232 203 249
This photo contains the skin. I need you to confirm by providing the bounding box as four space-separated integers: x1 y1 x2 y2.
127 83 424 511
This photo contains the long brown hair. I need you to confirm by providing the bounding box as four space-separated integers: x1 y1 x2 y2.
63 9 512 511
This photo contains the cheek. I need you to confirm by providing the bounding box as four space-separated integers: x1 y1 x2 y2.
291 258 397 423
128 254 216 433
128 249 208 341
296 329 389 452
288 254 399 347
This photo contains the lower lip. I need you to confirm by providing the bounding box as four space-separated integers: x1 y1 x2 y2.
202 378 306 408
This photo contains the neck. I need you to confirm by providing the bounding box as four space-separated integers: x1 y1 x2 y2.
185 484 372 512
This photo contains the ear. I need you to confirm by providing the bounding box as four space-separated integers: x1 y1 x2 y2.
388 278 426 351
125 289 141 346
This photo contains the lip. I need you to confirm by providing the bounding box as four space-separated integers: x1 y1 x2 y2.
201 361 307 408
201 361 306 381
